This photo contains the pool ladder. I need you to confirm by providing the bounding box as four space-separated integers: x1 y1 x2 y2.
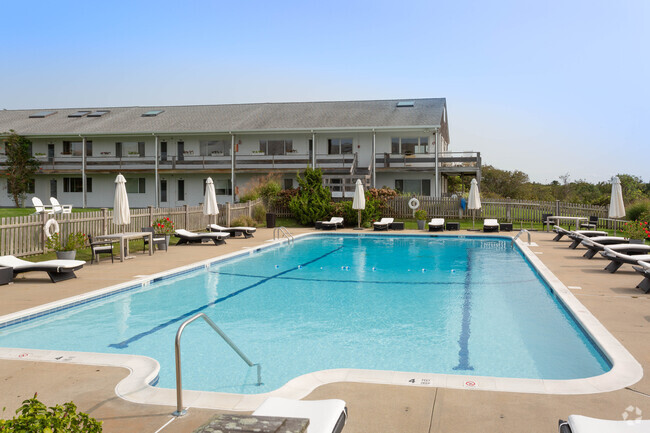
172 313 262 417
273 226 294 245
512 229 532 246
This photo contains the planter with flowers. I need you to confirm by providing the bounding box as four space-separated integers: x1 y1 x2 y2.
152 217 175 247
414 209 427 230
45 232 87 260
621 220 650 244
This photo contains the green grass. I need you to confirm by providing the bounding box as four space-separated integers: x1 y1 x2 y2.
0 208 102 218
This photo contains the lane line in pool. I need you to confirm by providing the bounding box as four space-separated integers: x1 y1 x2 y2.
453 248 474 371
108 246 344 349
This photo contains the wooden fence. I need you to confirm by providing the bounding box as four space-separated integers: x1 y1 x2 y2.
0 199 263 257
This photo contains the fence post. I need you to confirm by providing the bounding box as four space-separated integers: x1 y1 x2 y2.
248 200 252 218
506 200 511 222
184 204 189 230
555 200 560 216
226 203 231 227
41 212 48 253
148 206 154 228
101 208 108 235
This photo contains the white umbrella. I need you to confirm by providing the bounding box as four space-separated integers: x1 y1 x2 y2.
203 177 219 225
608 176 625 235
467 178 481 229
352 179 366 230
113 174 130 226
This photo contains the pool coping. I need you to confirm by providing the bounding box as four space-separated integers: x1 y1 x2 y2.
0 232 643 412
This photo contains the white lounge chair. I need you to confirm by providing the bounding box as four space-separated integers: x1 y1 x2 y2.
600 247 650 273
0 255 85 283
632 261 650 293
174 229 229 245
580 237 634 259
373 217 393 231
428 218 445 232
207 223 256 238
253 397 347 433
319 217 344 230
483 219 499 232
50 197 72 214
31 197 53 215
559 414 650 432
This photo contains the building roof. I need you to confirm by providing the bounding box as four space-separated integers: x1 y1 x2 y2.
0 98 448 139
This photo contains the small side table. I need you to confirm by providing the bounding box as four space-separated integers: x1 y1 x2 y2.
445 222 460 231
500 223 513 232
390 222 404 230
0 266 13 285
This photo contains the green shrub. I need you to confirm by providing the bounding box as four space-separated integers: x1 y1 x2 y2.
331 192 381 226
252 203 267 223
414 209 427 220
0 394 102 432
289 168 332 225
239 173 282 204
231 215 256 227
626 200 650 221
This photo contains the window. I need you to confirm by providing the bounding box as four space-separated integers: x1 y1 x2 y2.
391 137 428 155
160 179 167 202
396 101 415 107
62 141 93 156
7 179 35 194
327 138 353 154
126 178 146 193
63 177 92 193
87 110 110 117
68 111 91 118
116 141 144 157
142 110 164 117
395 179 431 195
178 179 185 201
284 178 293 190
259 139 293 155
214 179 232 195
200 140 229 156
29 111 57 118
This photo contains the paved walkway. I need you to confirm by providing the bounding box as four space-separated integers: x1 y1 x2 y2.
0 228 649 432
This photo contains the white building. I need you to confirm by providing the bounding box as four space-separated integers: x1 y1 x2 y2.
0 98 480 208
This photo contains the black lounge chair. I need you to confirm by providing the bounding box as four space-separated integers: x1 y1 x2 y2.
428 218 445 231
317 217 344 230
580 237 646 259
373 218 393 231
88 235 114 264
559 414 650 432
579 215 599 230
632 262 650 293
552 226 607 243
141 227 168 251
207 224 256 238
174 229 229 245
600 247 650 273
0 255 85 283
483 219 499 232
252 397 347 433
566 230 609 248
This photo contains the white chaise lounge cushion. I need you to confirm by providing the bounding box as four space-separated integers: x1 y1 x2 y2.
428 218 444 226
253 397 346 433
209 224 256 232
484 219 498 227
0 255 85 271
373 218 393 226
175 229 229 238
602 247 650 263
568 414 650 432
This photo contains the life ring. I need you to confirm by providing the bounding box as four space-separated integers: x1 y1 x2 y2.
43 218 60 239
408 197 420 210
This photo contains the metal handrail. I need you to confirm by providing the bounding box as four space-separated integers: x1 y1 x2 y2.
273 226 294 245
512 229 531 246
173 313 261 417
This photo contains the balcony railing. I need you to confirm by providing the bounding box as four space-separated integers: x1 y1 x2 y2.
375 151 481 171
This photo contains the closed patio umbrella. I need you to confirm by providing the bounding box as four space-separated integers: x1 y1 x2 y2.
113 174 130 226
352 179 366 230
467 178 481 229
608 176 625 236
203 177 219 225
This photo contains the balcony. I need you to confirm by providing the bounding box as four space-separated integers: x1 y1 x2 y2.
375 151 481 173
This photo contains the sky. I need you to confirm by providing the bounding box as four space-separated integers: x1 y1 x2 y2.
2 0 647 183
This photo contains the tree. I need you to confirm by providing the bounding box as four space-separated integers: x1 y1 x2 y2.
288 168 332 224
481 165 529 198
2 130 39 207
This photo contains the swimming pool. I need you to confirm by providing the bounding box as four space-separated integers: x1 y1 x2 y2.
0 233 642 408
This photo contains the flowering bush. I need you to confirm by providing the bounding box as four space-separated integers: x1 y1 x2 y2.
45 232 87 252
621 220 650 240
152 217 175 235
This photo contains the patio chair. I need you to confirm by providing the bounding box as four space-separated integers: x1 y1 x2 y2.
579 215 599 230
542 213 554 232
559 414 650 432
582 238 649 259
600 247 650 273
428 218 445 232
31 197 53 215
253 397 347 433
483 219 499 232
87 235 114 264
50 197 72 214
174 229 229 246
141 227 168 251
320 217 344 230
207 223 256 238
632 261 650 293
0 255 85 283
373 217 393 231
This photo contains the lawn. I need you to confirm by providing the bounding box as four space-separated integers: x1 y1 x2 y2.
0 208 102 218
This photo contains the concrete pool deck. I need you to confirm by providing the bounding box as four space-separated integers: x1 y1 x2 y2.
0 228 648 432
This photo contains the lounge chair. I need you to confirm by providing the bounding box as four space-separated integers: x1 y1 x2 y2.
566 230 609 248
253 397 347 433
559 414 650 432
208 223 256 238
552 226 607 242
0 255 85 283
600 247 650 273
174 229 229 246
31 197 53 215
483 219 499 232
373 217 393 231
428 218 445 232
581 238 647 259
632 261 650 293
50 197 72 214
320 217 344 230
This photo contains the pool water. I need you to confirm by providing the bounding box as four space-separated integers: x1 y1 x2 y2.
0 235 610 394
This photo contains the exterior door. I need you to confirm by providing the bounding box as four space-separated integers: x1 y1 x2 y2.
50 179 57 199
160 179 167 203
160 142 167 161
308 139 313 165
47 144 55 162
177 142 184 161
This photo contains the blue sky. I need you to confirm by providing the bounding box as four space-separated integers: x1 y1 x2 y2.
2 0 647 183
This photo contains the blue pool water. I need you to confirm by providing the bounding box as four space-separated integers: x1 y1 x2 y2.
0 235 610 394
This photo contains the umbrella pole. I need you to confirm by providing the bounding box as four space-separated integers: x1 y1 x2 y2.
354 209 363 230
472 210 475 230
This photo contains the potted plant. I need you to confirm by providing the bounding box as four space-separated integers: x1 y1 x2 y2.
152 217 175 247
621 220 650 244
414 209 427 230
45 232 87 260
